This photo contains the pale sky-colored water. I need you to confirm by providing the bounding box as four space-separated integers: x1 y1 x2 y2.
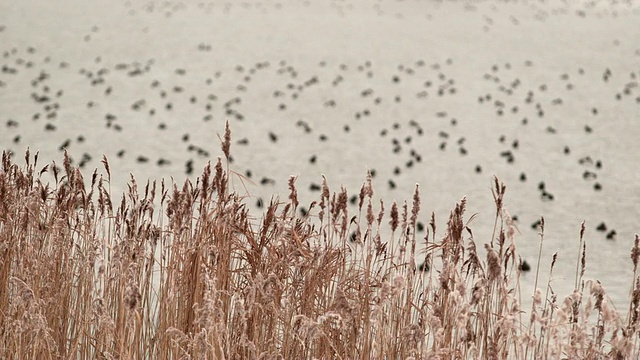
1 0 639 310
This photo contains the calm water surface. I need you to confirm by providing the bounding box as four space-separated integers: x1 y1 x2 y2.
1 0 639 310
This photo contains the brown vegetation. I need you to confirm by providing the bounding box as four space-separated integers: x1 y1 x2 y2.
1 126 639 359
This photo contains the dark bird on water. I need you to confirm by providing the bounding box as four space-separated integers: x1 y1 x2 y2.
606 230 616 240
418 261 429 272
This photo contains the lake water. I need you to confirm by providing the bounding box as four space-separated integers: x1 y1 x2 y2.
1 0 639 310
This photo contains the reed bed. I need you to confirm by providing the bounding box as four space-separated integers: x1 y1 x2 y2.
1 125 639 359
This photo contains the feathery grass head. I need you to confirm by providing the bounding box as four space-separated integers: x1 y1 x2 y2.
632 234 640 272
222 119 231 161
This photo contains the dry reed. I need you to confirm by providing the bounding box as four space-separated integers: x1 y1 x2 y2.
0 139 639 359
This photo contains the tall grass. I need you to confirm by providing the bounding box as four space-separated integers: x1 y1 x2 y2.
1 126 639 359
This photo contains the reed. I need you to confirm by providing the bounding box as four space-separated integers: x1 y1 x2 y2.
1 135 639 359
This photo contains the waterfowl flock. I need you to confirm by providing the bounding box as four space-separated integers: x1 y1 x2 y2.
1 0 639 303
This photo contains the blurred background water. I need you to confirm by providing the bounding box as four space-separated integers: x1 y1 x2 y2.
1 0 639 310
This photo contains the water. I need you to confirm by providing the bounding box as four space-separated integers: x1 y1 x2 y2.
1 0 639 310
